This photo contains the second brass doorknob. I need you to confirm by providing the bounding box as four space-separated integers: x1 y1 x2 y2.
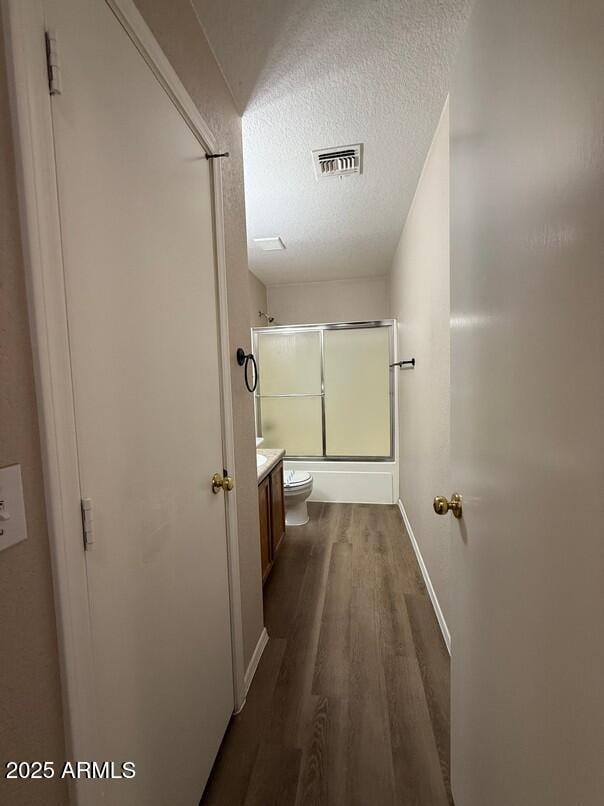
212 472 234 494
433 493 463 519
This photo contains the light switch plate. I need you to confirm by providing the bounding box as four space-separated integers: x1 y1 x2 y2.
0 464 28 551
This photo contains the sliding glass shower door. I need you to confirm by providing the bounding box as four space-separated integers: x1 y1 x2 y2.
256 330 323 456
254 321 394 460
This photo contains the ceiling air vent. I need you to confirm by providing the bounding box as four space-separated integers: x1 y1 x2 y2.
312 143 363 180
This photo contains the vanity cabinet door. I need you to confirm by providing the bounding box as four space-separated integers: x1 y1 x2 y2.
270 462 286 557
258 476 272 582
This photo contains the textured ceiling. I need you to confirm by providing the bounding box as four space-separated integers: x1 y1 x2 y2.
192 0 471 286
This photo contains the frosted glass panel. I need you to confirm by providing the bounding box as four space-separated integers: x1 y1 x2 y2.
258 331 322 395
324 327 391 456
260 397 323 456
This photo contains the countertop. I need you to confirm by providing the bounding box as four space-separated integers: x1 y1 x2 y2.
257 448 285 484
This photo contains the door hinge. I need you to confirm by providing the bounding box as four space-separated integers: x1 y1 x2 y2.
81 498 94 549
44 30 62 96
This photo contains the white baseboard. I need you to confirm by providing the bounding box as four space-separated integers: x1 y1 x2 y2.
397 499 451 654
235 627 269 714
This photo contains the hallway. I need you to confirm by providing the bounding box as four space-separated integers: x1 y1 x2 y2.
202 503 451 805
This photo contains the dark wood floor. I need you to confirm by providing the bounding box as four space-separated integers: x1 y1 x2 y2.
201 503 451 806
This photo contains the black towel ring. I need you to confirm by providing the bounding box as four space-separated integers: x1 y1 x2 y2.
236 348 258 393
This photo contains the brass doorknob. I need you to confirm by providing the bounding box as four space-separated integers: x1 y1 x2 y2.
433 493 463 519
212 472 234 494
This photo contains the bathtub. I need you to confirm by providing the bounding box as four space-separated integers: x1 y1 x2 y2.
283 459 397 505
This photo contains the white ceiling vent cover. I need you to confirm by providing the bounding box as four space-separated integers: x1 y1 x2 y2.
312 144 363 180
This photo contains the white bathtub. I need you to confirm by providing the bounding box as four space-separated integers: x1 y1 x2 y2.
283 460 397 505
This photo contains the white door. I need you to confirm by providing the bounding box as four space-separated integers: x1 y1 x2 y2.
449 1 604 805
46 0 234 802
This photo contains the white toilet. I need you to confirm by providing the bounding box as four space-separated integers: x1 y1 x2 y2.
283 469 314 526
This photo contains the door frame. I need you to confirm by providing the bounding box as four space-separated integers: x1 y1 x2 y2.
2 0 246 798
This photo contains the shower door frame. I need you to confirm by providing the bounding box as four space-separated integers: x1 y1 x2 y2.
253 319 396 462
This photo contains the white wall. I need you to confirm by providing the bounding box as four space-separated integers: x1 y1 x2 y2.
248 270 267 329
389 100 451 628
267 276 388 325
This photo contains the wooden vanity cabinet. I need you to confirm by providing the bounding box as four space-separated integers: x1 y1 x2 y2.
269 461 285 557
258 475 272 583
258 460 286 584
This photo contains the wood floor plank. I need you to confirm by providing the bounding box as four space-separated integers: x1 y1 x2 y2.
295 696 349 806
335 503 353 544
383 654 450 806
351 504 382 589
406 593 452 803
264 529 314 638
375 532 416 657
348 577 397 806
320 501 347 544
268 510 332 747
312 541 352 697
294 696 328 806
242 741 302 806
324 696 349 805
384 505 428 595
201 637 287 806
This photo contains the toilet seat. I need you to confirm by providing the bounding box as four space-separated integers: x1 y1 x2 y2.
284 470 312 489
